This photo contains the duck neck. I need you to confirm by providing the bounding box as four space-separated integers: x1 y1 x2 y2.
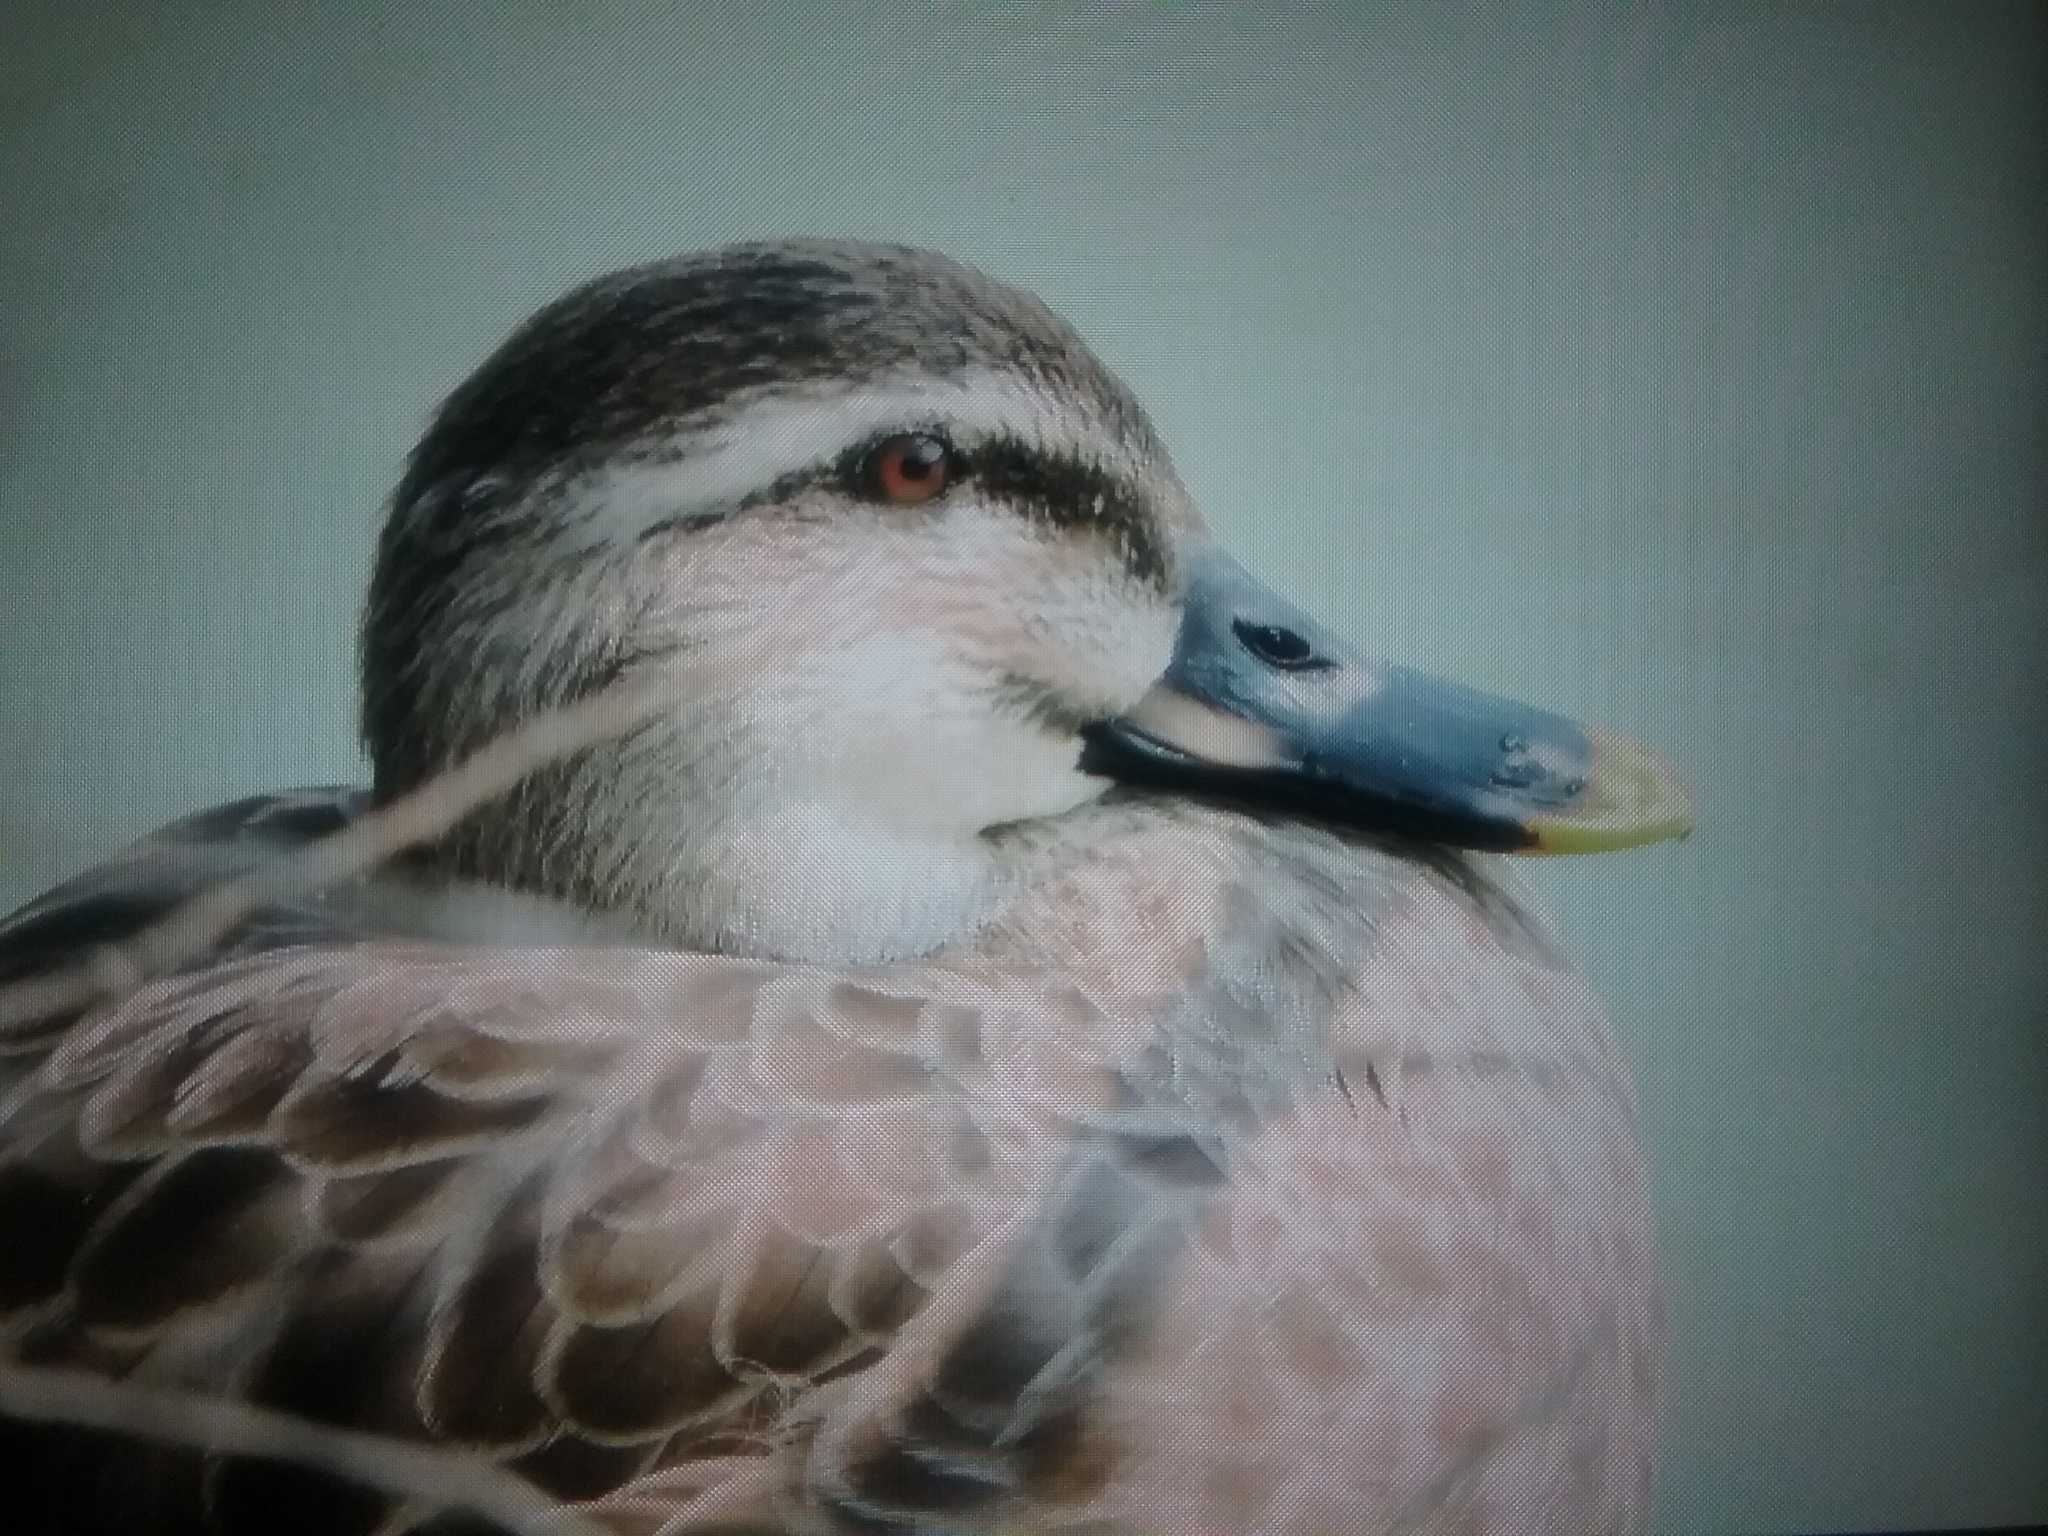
667 797 1017 963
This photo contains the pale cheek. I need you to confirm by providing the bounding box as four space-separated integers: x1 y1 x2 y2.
912 513 1181 711
1051 586 1180 709
725 622 1092 835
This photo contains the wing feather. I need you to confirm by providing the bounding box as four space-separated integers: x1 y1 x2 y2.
0 900 1084 1532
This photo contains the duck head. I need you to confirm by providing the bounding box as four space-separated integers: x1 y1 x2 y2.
362 241 1688 962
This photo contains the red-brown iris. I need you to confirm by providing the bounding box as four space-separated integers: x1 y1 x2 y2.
862 432 954 505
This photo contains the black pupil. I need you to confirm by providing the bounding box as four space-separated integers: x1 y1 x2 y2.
896 438 942 478
1235 619 1317 669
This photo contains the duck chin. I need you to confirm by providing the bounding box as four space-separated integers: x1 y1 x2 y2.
684 799 1008 964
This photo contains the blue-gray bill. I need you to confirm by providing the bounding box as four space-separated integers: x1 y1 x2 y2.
1084 548 1694 855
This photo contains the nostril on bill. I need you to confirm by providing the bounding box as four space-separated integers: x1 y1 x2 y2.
1232 618 1331 673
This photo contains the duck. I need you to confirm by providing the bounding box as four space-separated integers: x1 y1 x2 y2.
0 240 1691 1536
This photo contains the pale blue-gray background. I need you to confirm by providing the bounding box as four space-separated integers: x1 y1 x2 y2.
2 3 2042 1531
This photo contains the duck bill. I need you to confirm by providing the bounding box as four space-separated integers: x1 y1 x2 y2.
1083 549 1692 854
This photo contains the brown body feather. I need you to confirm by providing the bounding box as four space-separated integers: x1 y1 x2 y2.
0 794 1659 1535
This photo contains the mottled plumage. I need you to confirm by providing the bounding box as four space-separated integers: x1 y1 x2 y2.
0 241 1683 1535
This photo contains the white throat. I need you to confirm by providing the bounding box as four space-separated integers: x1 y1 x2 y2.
700 801 1007 961
637 636 1113 963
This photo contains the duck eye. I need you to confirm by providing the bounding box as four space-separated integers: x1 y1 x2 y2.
1233 619 1329 672
861 432 954 506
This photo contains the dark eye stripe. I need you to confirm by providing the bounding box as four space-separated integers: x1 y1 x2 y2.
639 462 828 538
642 432 1172 594
965 437 1171 591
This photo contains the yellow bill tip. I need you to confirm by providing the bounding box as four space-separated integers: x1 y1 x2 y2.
1522 726 1695 855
